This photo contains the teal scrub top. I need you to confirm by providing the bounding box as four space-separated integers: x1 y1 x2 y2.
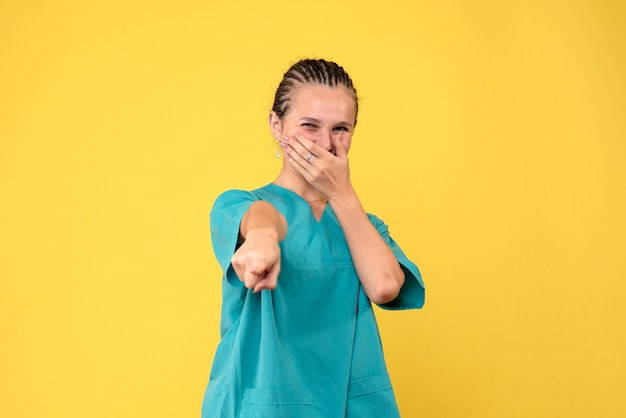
202 183 425 418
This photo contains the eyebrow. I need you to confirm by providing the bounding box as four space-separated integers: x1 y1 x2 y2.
299 117 353 128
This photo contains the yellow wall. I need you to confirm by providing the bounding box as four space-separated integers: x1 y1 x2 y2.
1 1 625 417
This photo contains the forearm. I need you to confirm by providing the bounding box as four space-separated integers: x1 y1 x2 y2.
240 201 287 242
329 189 405 304
232 201 287 292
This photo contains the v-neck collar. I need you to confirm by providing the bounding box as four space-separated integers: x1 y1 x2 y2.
268 183 329 223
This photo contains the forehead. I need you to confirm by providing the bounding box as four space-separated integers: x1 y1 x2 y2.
289 84 356 121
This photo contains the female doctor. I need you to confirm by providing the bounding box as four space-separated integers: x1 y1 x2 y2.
202 58 425 418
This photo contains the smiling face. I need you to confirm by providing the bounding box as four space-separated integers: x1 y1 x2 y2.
271 83 357 155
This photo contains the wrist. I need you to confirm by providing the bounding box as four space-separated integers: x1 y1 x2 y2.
245 227 281 243
328 187 361 211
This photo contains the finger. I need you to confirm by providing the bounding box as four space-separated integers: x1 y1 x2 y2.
231 257 246 283
251 257 280 293
247 257 270 284
284 134 318 163
252 271 278 293
232 254 260 287
253 278 272 293
293 134 326 160
334 135 347 159
264 261 280 286
282 135 315 171
245 269 266 289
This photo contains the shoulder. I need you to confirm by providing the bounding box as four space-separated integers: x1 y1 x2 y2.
213 188 257 204
209 189 260 223
210 184 279 216
211 189 253 209
211 184 276 208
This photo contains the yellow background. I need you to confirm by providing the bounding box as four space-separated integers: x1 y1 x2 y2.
1 1 625 417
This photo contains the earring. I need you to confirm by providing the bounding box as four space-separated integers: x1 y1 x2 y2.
275 141 281 158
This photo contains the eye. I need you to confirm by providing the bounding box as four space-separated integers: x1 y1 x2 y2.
334 126 350 132
301 123 318 129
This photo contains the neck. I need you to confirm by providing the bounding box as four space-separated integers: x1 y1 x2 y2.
273 169 326 203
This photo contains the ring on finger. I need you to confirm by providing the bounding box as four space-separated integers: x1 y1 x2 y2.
305 153 313 163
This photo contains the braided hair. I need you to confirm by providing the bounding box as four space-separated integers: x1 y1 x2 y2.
272 59 358 125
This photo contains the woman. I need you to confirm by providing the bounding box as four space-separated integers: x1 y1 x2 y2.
202 59 425 418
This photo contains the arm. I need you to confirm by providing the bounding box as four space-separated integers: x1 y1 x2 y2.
282 134 404 304
231 201 287 293
329 189 405 304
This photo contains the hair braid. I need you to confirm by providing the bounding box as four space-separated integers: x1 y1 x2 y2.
272 59 358 124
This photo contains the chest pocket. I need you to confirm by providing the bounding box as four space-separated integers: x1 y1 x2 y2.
293 221 353 269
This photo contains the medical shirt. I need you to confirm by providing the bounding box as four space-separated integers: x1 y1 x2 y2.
202 183 425 418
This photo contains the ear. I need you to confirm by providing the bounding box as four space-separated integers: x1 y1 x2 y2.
269 111 283 140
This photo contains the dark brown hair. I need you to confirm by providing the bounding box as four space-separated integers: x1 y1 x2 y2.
272 59 358 125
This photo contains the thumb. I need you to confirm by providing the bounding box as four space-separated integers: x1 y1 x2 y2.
335 135 348 159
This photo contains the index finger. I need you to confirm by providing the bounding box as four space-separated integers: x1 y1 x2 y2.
291 134 331 159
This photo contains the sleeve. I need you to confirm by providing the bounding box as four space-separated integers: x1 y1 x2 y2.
367 214 425 310
209 189 260 287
